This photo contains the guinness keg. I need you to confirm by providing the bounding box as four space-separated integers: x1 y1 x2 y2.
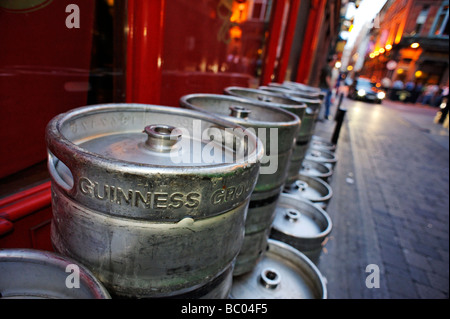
299 159 333 182
230 239 327 299
270 194 332 264
305 147 338 171
310 135 336 152
223 87 307 188
0 249 110 299
46 103 263 298
283 174 333 210
179 93 301 276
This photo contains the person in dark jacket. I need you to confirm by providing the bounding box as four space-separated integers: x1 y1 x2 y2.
319 57 335 120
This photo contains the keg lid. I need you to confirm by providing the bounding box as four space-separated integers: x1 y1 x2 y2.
0 249 110 299
46 104 263 220
305 148 338 164
267 82 324 100
311 135 336 152
300 159 333 180
284 174 333 204
180 93 301 157
224 86 306 120
180 93 300 129
272 194 332 239
259 86 322 108
230 239 327 299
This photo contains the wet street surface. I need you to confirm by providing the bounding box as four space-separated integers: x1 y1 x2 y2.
314 97 449 299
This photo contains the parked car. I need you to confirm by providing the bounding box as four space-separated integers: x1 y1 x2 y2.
348 77 386 104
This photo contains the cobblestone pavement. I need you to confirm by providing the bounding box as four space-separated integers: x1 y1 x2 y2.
313 98 449 299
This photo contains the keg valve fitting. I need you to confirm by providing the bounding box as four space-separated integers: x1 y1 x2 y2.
229 106 251 119
260 268 281 289
144 124 182 152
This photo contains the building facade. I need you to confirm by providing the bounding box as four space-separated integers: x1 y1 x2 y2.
362 0 449 92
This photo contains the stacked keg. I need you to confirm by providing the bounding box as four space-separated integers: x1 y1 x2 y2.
179 93 301 277
40 81 340 300
45 104 263 298
0 248 111 299
256 82 337 269
218 86 332 298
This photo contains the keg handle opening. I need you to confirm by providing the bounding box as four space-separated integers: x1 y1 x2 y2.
47 151 74 191
260 268 281 289
143 124 182 152
229 105 251 119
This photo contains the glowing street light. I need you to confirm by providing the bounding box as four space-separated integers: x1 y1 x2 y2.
410 42 420 49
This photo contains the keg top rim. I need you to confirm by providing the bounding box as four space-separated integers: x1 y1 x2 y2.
272 193 332 239
180 93 302 128
230 239 327 299
46 103 264 173
0 248 111 299
224 86 307 109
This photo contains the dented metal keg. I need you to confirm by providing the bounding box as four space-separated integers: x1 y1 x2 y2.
283 174 333 210
230 239 327 299
223 87 308 187
299 159 333 182
0 249 111 299
179 93 301 276
46 103 263 298
270 194 332 265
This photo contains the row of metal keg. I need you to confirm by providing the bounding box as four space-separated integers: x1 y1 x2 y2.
0 81 337 299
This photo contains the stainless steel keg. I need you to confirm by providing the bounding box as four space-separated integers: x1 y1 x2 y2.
223 87 307 187
270 194 332 264
305 147 338 170
260 84 323 103
179 93 301 276
310 135 336 152
300 159 333 182
283 81 324 95
0 249 111 299
283 174 333 210
258 86 323 186
230 239 327 299
46 103 263 298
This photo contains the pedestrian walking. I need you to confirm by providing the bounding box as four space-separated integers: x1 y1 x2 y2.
319 57 335 120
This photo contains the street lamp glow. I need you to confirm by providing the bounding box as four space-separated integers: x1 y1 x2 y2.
411 42 420 48
369 53 375 58
335 61 342 68
415 70 423 78
385 44 392 51
379 48 385 54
